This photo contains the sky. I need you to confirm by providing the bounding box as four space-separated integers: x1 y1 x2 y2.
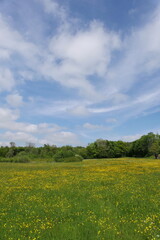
0 0 160 146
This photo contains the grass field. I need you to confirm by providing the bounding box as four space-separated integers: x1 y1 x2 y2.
0 158 160 240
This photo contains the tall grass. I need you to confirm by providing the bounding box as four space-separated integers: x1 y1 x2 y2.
0 158 159 239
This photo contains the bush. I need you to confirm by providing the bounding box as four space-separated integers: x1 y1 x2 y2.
54 149 83 162
54 149 75 162
0 156 30 163
17 151 27 156
0 157 11 163
63 155 83 162
13 156 30 163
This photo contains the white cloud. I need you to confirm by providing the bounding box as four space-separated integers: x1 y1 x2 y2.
0 0 160 145
0 48 10 60
1 131 37 144
19 71 34 80
0 106 62 136
83 123 103 129
89 88 160 123
38 0 67 20
0 14 39 59
0 129 80 146
50 21 120 76
0 119 61 134
35 99 90 116
6 93 23 107
121 134 143 142
0 107 19 122
69 106 90 116
107 6 160 94
33 5 160 119
0 141 10 147
44 21 121 100
0 10 121 102
0 106 80 146
0 68 15 92
39 131 80 146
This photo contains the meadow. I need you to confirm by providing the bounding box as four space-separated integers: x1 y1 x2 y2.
0 158 160 240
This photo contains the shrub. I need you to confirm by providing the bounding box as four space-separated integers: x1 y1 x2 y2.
17 151 27 156
14 156 30 163
63 155 83 162
0 156 30 163
5 148 15 158
0 157 11 162
54 149 75 162
54 149 83 162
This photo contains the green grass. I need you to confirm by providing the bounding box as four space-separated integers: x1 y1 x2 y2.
0 158 160 240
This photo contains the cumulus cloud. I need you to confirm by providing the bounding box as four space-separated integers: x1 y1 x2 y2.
0 131 37 144
0 0 160 145
107 6 160 93
0 106 80 146
0 48 10 60
44 21 121 99
0 14 39 60
0 68 15 92
0 1 160 111
39 131 80 146
6 93 23 107
0 107 19 122
0 129 80 146
38 2 160 118
0 8 121 101
0 114 61 133
49 21 120 76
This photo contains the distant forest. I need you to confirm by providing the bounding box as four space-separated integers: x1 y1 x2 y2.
0 132 160 162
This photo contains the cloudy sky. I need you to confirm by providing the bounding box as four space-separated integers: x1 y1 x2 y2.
0 0 160 146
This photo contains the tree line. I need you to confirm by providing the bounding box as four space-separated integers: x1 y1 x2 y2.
0 132 160 162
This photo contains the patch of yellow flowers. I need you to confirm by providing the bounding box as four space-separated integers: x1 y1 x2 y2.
0 158 159 239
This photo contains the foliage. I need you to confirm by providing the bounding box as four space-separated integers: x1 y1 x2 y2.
54 148 83 162
14 156 30 163
148 140 160 158
5 148 15 158
86 139 130 158
74 146 87 158
0 132 160 161
0 155 30 163
61 155 83 162
54 149 74 160
129 132 160 157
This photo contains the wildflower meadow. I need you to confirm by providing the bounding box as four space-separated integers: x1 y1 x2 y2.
0 158 160 240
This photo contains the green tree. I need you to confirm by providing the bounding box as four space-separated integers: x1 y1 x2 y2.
149 140 160 158
6 148 15 158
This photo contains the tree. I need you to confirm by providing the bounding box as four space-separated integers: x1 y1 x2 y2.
129 132 158 157
6 148 15 158
10 142 16 148
53 148 82 162
86 143 97 158
74 146 87 158
0 146 9 157
149 140 160 158
26 142 35 148
114 141 129 157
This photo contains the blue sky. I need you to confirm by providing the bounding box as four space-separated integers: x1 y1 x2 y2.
0 0 160 146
